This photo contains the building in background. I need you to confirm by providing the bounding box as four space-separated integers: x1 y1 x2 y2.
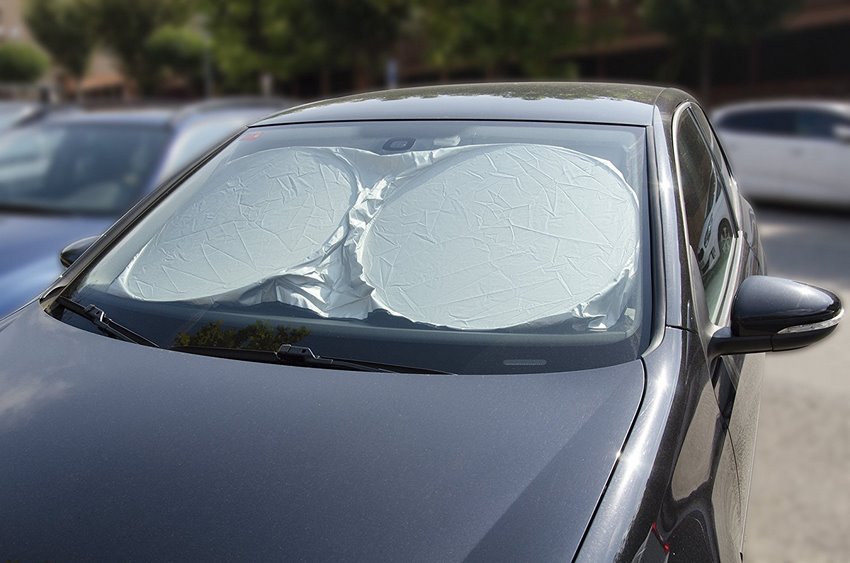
566 0 850 105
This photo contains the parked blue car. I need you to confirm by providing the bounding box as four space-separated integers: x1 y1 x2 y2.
0 99 290 316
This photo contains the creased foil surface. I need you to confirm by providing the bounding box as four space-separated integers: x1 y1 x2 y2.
116 144 639 330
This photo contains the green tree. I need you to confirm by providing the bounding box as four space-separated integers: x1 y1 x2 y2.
720 0 800 87
201 0 293 94
0 42 49 83
202 0 410 95
644 0 799 101
294 0 411 92
579 0 627 79
25 0 95 99
417 0 579 80
85 0 194 95
145 25 208 95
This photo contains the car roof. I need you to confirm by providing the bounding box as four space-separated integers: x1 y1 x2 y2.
46 98 296 130
713 99 850 119
255 82 687 128
51 108 176 128
0 100 41 112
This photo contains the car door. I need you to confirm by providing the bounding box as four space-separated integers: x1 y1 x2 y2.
677 104 766 560
788 108 850 205
694 105 769 546
714 108 798 201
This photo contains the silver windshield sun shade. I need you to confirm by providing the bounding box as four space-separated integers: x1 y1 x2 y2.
114 144 639 330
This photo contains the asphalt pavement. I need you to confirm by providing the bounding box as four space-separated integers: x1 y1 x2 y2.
744 206 850 563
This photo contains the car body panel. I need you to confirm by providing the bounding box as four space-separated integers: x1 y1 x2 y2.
579 95 768 562
0 303 643 561
256 83 664 127
0 214 113 315
0 83 784 562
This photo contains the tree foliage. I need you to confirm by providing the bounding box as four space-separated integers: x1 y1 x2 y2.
0 43 50 83
643 0 800 99
25 0 94 79
85 0 195 94
290 0 412 89
417 0 579 79
145 25 208 93
201 0 293 93
200 0 411 94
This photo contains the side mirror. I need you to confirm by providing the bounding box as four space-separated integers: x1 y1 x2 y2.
60 235 99 268
833 124 850 144
710 275 842 357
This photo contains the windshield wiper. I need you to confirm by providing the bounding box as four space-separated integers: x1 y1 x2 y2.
55 296 159 348
173 343 452 374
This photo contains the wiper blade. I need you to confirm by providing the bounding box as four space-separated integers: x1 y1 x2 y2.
276 344 396 372
55 296 159 348
173 343 452 374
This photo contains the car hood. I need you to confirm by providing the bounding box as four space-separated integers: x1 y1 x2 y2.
0 213 113 317
0 305 645 561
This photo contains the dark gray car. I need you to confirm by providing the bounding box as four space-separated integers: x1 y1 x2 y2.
0 84 841 561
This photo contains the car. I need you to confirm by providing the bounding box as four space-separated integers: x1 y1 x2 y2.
0 98 293 317
712 99 850 207
0 83 841 561
0 100 77 131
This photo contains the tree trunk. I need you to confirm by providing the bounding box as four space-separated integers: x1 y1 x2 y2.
699 39 712 105
353 54 371 92
320 68 331 97
747 40 760 88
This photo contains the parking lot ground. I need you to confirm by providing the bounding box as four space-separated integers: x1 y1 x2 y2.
745 205 850 563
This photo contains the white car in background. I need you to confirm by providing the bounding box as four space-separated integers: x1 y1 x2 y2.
712 100 850 207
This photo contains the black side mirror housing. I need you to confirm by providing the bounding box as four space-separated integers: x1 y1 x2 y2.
710 275 842 357
60 236 99 268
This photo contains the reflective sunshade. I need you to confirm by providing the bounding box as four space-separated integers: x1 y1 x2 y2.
65 121 651 374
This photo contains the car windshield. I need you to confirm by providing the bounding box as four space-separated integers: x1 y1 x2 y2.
0 122 170 215
60 120 651 374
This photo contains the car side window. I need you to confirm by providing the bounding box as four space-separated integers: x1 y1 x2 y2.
676 109 739 325
795 109 849 140
691 107 738 201
718 109 795 136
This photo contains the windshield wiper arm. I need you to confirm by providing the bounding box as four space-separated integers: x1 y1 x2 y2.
55 296 159 348
173 343 452 374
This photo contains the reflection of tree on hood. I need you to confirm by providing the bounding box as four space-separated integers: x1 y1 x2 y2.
175 320 309 350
